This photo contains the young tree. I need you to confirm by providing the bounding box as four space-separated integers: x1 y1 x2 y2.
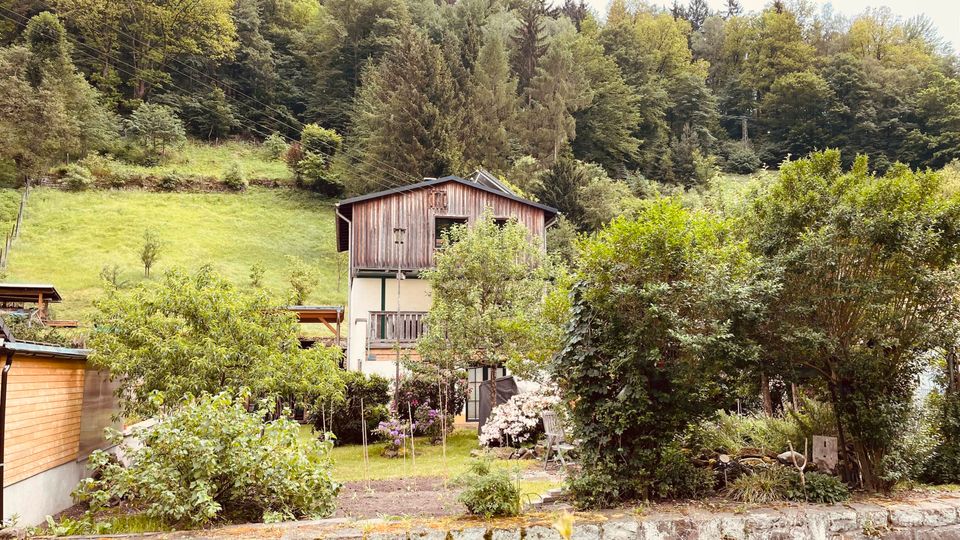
417 210 567 389
292 124 344 195
90 266 343 418
125 103 186 159
139 229 162 278
749 150 960 492
287 257 318 305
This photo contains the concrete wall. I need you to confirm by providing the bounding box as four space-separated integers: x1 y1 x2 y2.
3 457 87 526
347 276 431 378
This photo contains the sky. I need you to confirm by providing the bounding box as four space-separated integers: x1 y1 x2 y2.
584 0 960 53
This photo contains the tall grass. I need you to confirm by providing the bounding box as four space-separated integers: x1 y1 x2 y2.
688 399 837 454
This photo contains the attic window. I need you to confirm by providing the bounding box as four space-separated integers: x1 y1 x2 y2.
494 217 511 228
435 217 467 249
428 188 448 211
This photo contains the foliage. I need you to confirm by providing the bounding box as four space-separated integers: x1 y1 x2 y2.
553 198 772 507
89 266 343 418
2 314 73 347
263 133 289 161
653 443 715 500
287 257 318 304
418 210 566 383
726 466 793 504
413 403 450 443
923 390 960 484
376 417 411 456
75 391 339 526
61 163 94 191
688 401 837 455
723 143 761 174
139 229 162 278
479 387 560 448
322 371 391 445
789 472 850 504
293 124 343 195
395 369 467 418
222 163 248 191
454 459 520 518
748 151 960 491
124 104 186 160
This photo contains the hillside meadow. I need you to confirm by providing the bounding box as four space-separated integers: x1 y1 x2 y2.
2 187 346 322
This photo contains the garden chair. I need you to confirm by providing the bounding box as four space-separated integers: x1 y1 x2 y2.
542 410 576 470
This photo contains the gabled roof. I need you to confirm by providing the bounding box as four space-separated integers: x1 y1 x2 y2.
335 175 558 252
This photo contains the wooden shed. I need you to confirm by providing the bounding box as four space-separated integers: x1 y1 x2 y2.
0 324 117 526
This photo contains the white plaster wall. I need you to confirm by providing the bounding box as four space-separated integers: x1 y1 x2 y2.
4 459 87 526
347 277 432 375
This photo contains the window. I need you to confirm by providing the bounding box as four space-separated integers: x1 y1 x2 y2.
434 217 467 249
466 366 508 422
493 217 511 228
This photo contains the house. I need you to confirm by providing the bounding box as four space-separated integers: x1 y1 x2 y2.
335 171 558 422
0 321 118 526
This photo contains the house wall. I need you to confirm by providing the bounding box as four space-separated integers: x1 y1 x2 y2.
347 276 431 379
4 356 85 487
3 457 87 526
349 181 547 273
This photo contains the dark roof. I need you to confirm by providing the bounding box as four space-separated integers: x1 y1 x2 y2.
0 340 89 360
0 283 62 303
335 176 558 252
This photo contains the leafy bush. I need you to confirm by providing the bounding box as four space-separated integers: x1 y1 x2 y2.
723 143 761 174
923 390 960 484
789 472 850 504
688 401 837 455
322 371 390 445
653 443 715 499
396 370 467 418
223 163 248 191
263 133 289 160
454 460 520 518
78 152 117 180
727 466 793 503
479 387 560 447
414 403 450 444
291 124 344 196
156 171 184 191
376 417 410 457
124 103 186 159
76 391 340 526
296 152 343 195
62 163 94 191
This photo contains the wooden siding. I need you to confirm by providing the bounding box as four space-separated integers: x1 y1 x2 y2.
4 356 85 486
350 181 548 272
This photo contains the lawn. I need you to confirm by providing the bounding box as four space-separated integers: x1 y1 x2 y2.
112 140 293 183
3 187 346 322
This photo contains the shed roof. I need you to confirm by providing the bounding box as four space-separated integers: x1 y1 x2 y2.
0 283 62 304
335 175 558 252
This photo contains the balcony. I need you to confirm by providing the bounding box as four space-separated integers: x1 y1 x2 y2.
368 311 427 348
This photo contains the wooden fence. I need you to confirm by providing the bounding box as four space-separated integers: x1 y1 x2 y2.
0 180 30 269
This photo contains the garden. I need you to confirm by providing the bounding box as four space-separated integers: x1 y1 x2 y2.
31 151 960 537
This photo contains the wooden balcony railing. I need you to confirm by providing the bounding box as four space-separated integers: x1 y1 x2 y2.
368 311 427 347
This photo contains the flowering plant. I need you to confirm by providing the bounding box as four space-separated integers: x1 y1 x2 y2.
479 387 561 447
414 402 453 444
376 417 411 457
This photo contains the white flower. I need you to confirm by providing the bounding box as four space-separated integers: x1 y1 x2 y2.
479 387 561 447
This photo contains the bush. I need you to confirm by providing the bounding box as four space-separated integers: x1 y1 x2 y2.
157 171 185 191
223 163 248 191
789 472 850 504
321 371 390 445
727 466 793 503
923 390 960 484
687 401 837 456
263 133 289 160
75 391 340 526
454 460 520 518
296 152 344 196
723 143 761 174
78 152 117 180
653 443 715 499
62 163 94 191
124 103 186 159
395 371 467 419
479 387 560 447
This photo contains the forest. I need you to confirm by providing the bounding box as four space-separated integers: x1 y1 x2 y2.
1 0 959 230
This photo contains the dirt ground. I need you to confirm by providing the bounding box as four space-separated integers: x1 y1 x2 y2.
333 477 464 519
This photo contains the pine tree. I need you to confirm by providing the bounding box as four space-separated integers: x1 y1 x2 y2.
512 0 550 92
464 37 518 173
348 29 463 192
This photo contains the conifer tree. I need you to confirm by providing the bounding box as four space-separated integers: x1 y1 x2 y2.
463 37 518 173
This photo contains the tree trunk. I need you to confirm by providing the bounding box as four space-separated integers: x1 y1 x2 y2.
760 373 773 416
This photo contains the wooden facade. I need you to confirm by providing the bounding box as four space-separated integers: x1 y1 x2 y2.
3 356 86 486
337 176 558 274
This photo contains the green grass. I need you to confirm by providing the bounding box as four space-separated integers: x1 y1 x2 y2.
312 428 537 483
113 140 293 182
4 187 346 322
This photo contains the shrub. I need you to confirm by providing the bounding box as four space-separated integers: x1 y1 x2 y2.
727 466 793 504
223 163 248 191
75 391 340 526
454 460 520 518
322 371 390 445
78 152 117 180
653 443 715 499
788 472 850 504
62 163 93 191
263 133 289 160
156 171 184 191
479 387 560 448
296 152 344 196
688 401 837 455
413 403 451 444
291 124 344 196
124 103 186 159
395 370 467 419
923 390 960 484
723 142 761 174
376 417 410 457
